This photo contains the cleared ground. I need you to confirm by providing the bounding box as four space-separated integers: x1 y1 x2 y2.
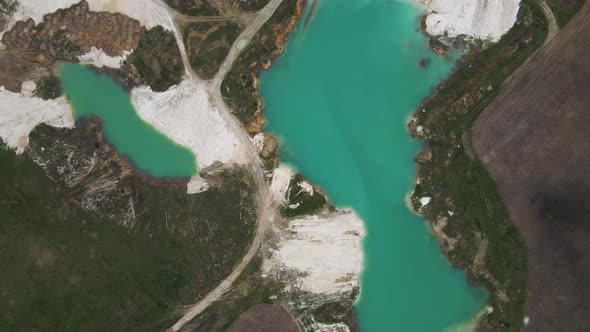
225 304 299 332
473 2 590 330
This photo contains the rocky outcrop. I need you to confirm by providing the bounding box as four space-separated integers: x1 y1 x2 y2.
418 0 521 41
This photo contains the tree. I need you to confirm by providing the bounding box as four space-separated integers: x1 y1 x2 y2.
0 0 19 21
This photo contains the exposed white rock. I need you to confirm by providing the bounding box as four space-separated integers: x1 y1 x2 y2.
0 87 74 153
20 81 36 97
524 316 530 326
187 175 209 194
78 47 131 69
131 80 248 170
419 0 520 41
416 125 424 135
251 132 265 152
297 180 314 195
419 196 431 207
266 210 365 294
270 165 295 204
309 321 350 332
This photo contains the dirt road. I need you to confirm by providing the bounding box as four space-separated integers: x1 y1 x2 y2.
502 1 558 87
153 0 286 330
211 0 285 91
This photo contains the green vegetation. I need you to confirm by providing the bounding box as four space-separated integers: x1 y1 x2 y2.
236 0 272 12
0 0 18 20
0 121 257 332
311 289 358 330
184 22 243 80
184 255 281 331
127 26 183 92
28 28 82 62
164 0 219 16
221 0 299 126
546 0 585 27
282 174 328 217
165 0 270 16
412 0 550 330
34 75 62 100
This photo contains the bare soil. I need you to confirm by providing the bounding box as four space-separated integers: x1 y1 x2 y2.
472 2 590 330
225 304 299 332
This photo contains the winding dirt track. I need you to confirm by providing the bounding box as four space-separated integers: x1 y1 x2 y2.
502 1 559 87
150 0 285 330
472 2 590 330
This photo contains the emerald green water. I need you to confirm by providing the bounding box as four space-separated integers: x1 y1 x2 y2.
59 63 196 178
260 0 487 330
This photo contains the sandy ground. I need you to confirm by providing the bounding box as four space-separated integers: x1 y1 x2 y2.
131 80 249 170
265 210 365 294
251 132 265 152
270 165 295 203
78 47 131 68
0 87 74 153
419 0 521 41
186 175 209 194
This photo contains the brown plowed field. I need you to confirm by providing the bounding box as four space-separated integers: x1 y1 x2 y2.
225 304 299 332
472 2 590 330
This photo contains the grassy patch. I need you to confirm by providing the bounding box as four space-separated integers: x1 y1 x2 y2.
126 26 183 92
311 289 358 330
165 0 270 16
412 1 551 330
183 22 243 80
546 0 586 27
181 255 281 332
0 121 257 331
34 75 62 100
164 0 219 16
282 173 327 217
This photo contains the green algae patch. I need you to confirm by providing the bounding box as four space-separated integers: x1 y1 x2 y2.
59 63 196 178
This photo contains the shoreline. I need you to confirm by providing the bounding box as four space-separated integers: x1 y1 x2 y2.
406 0 558 329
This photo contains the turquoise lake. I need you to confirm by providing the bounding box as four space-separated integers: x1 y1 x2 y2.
59 63 197 178
260 0 487 330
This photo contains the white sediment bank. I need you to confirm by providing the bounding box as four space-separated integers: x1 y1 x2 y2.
187 175 210 194
0 88 74 153
265 210 365 294
78 47 131 69
270 165 295 204
418 0 521 41
131 80 249 170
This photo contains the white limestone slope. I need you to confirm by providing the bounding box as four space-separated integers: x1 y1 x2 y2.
419 0 521 41
78 47 131 69
265 210 365 294
270 165 295 204
0 88 74 153
131 80 249 170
